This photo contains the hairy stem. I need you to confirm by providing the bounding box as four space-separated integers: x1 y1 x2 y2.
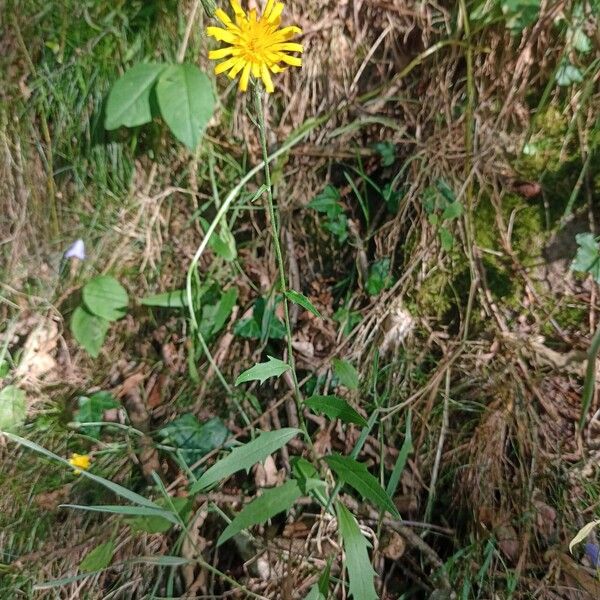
253 84 310 443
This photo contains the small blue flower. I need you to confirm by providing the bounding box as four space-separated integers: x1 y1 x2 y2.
585 543 600 567
64 239 85 260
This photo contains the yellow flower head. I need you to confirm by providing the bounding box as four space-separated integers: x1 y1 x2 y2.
68 453 91 475
207 0 303 93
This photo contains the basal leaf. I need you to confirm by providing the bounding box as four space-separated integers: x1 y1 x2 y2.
285 290 322 318
571 233 600 283
141 289 188 308
82 276 129 321
235 355 290 386
556 62 584 87
71 306 110 358
61 504 180 526
126 497 191 534
4 433 161 510
305 395 367 427
210 288 238 335
105 63 165 130
75 391 119 439
190 428 301 493
365 259 392 296
325 455 399 517
158 414 229 470
156 64 215 150
333 358 359 390
218 480 302 545
79 541 115 573
0 385 26 433
336 501 378 600
386 411 413 498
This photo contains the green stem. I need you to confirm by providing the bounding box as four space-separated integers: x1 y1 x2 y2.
579 322 600 431
252 84 310 443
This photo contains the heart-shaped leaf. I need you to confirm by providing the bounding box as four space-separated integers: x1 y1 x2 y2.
156 64 215 150
82 276 129 321
71 306 110 358
105 63 165 130
0 386 26 433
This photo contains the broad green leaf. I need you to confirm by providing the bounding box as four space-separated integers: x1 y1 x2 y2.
304 586 325 600
435 178 456 204
570 28 591 54
556 62 583 87
333 358 359 390
105 63 165 130
365 258 392 296
308 185 342 216
235 355 290 386
336 502 378 600
158 414 229 469
439 227 454 251
71 306 110 358
333 307 362 336
218 480 302 545
0 385 26 432
373 141 395 167
386 411 413 498
190 428 301 493
61 504 180 526
233 317 262 339
305 395 367 427
127 497 190 534
156 64 215 150
75 391 119 439
211 223 237 261
79 541 115 572
82 276 129 321
570 519 600 553
141 289 188 308
501 0 539 34
210 288 238 335
325 455 399 518
571 233 600 283
4 433 161 510
234 298 285 341
441 201 464 221
285 290 322 318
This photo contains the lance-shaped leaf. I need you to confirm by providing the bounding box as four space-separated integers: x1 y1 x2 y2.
218 480 302 545
285 290 322 318
336 502 378 600
325 454 399 518
235 355 290 386
190 428 301 493
305 395 367 427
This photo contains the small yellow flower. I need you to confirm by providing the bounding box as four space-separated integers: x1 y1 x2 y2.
68 453 91 475
207 0 303 93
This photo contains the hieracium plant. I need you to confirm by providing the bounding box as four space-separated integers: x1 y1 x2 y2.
3 3 403 598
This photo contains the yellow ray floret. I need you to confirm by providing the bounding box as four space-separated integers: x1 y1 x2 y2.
68 453 91 475
207 0 303 93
